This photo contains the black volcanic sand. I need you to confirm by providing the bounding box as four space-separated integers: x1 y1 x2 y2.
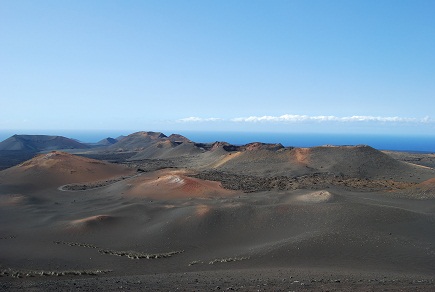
1 179 435 290
1 146 435 290
2 268 434 291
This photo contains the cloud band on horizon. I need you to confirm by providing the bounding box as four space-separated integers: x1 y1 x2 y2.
177 115 431 123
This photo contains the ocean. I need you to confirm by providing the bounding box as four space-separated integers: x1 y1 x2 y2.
0 130 434 153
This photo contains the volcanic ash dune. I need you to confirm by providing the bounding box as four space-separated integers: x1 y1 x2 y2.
0 151 134 191
124 169 238 199
0 194 27 206
66 215 118 232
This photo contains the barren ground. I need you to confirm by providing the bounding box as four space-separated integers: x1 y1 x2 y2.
1 147 435 291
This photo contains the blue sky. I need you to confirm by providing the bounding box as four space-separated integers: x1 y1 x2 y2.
1 0 434 135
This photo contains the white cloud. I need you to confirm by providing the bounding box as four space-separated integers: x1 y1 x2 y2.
231 114 426 123
422 116 431 123
340 116 417 122
231 114 332 122
177 114 432 124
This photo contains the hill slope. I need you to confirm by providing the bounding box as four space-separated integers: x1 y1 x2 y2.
194 145 435 181
0 151 134 191
0 135 89 151
108 131 167 151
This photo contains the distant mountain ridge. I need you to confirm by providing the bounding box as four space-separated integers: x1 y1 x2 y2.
2 131 434 182
0 135 90 151
108 131 169 151
95 137 118 146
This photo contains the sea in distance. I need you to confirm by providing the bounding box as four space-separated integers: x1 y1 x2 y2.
1 130 435 153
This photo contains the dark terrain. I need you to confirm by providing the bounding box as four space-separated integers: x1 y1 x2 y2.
1 131 435 291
